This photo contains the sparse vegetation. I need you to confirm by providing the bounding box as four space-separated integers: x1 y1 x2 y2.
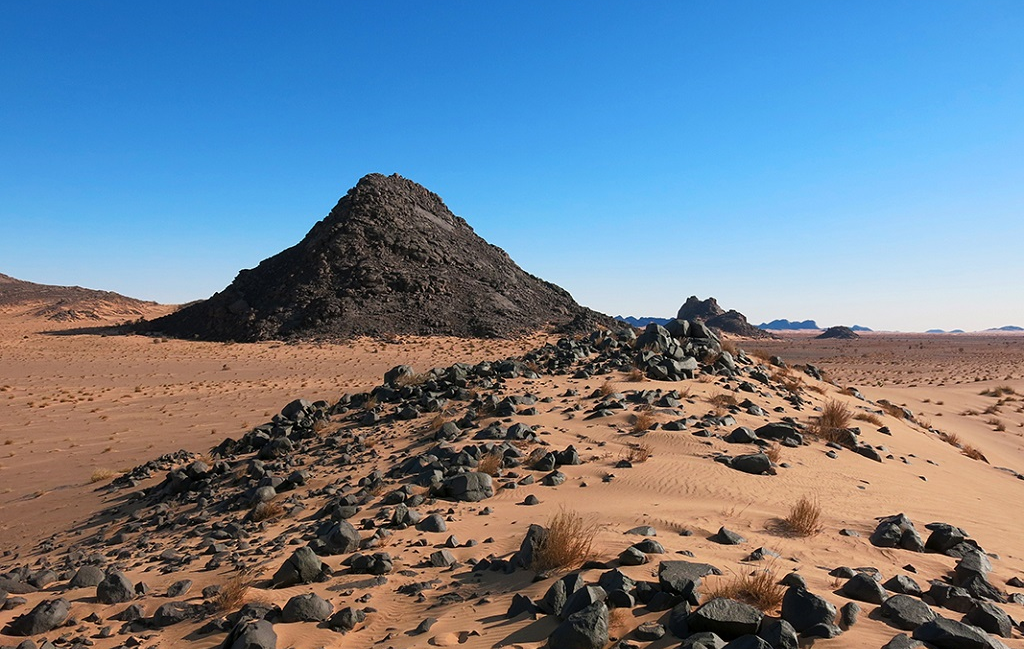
808 400 855 447
879 401 906 419
598 379 616 398
477 450 504 476
395 372 429 387
981 386 1016 397
939 431 988 463
251 501 285 522
764 443 782 464
90 468 121 483
854 412 884 427
622 442 652 464
212 572 254 613
783 496 822 537
530 508 598 575
708 393 738 408
625 367 645 382
631 407 656 434
704 566 784 613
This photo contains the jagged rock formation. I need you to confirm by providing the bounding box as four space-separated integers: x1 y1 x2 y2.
675 296 770 339
140 174 614 341
817 326 860 340
615 315 671 328
0 273 157 321
758 319 820 331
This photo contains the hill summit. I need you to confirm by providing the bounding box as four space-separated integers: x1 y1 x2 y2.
142 174 613 341
0 273 157 321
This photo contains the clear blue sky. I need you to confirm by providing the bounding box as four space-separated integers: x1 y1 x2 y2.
2 2 1022 332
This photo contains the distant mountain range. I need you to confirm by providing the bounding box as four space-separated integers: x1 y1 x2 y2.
0 272 158 321
614 316 671 328
757 319 873 332
987 325 1024 332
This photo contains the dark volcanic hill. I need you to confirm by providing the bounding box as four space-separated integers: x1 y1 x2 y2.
140 174 614 341
675 296 770 338
0 273 157 321
757 318 819 330
817 325 860 339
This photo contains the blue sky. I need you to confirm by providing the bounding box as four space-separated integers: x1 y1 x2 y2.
2 2 1022 331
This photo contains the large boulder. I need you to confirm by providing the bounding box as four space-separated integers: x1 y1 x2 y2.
880 594 938 630
687 598 763 640
842 573 889 604
281 593 333 623
4 597 70 636
781 587 836 633
442 472 493 502
659 561 721 603
729 453 772 476
222 618 277 649
272 547 325 587
315 520 361 555
96 570 135 604
912 617 1009 649
548 601 609 649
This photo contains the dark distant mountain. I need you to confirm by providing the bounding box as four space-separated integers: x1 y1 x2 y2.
757 319 819 330
0 272 157 321
951 329 965 333
986 325 1024 332
139 173 614 341
850 325 873 332
615 315 671 328
817 326 859 340
926 329 946 334
675 296 771 338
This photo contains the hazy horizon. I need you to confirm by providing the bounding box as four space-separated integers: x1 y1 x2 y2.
2 3 1022 332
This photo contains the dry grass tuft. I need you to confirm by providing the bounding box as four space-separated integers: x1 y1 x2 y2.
395 372 429 387
981 385 1016 397
854 412 884 427
622 443 652 464
808 400 855 447
783 496 823 537
704 567 784 613
598 379 616 398
939 431 989 463
721 339 740 356
477 450 504 476
426 409 453 434
251 501 285 522
90 468 121 483
708 393 738 408
631 408 656 434
626 367 645 382
212 572 254 613
530 508 598 575
764 443 782 464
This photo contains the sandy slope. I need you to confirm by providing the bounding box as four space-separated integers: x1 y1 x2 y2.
1 315 1024 649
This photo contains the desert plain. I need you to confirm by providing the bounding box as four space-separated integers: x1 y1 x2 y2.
2 303 1024 649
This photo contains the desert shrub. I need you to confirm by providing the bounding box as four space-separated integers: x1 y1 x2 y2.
212 572 254 613
721 339 740 356
530 508 598 575
854 412 884 427
704 567 784 613
631 408 656 434
808 400 855 447
764 443 782 464
251 501 284 522
622 443 652 464
598 379 616 398
981 386 1016 397
477 450 504 476
626 367 645 382
708 393 738 408
90 468 120 483
426 409 452 434
783 496 822 537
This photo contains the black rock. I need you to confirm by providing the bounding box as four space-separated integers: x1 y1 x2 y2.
327 606 365 631
222 618 277 649
548 601 609 649
281 593 333 623
4 597 70 636
965 601 1013 638
688 598 763 640
880 595 938 630
97 571 134 605
912 616 1010 649
780 587 837 633
841 573 888 604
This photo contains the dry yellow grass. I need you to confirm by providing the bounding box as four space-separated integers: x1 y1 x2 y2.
704 566 784 613
212 572 254 613
631 408 656 434
625 367 645 382
477 450 504 476
622 443 652 464
251 501 285 522
783 496 823 537
708 393 738 408
598 379 616 398
89 468 121 483
530 508 598 575
808 400 855 447
764 443 782 464
854 412 884 427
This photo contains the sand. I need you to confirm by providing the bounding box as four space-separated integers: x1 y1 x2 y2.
2 311 1024 649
